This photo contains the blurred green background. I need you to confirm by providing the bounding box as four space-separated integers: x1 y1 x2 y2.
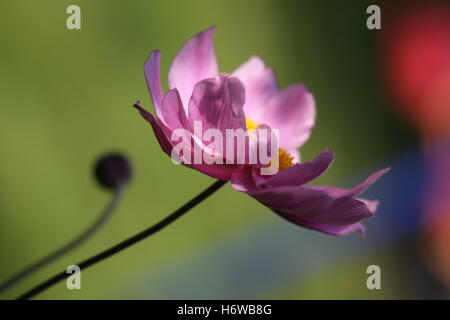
0 0 421 299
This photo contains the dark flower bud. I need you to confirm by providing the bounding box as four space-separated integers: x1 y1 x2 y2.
94 153 132 189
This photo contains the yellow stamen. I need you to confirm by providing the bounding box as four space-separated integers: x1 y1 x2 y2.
274 148 295 171
246 117 294 171
245 118 261 131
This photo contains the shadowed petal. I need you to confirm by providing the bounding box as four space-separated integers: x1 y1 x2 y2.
188 74 246 135
188 74 248 163
239 167 389 236
278 214 367 236
169 26 219 108
189 162 236 181
250 186 375 236
231 165 266 191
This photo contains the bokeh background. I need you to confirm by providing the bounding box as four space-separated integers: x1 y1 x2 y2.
1 0 449 299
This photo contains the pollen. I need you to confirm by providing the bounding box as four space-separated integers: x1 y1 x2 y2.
246 117 261 131
246 117 261 138
276 148 295 171
265 148 294 171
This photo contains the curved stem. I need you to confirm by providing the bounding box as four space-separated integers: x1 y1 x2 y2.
0 186 126 294
17 179 227 300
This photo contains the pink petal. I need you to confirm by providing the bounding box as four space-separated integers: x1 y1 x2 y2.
263 84 316 151
189 162 236 181
357 198 379 213
230 165 256 191
133 102 236 181
309 168 391 198
188 74 246 136
233 57 316 151
168 26 219 108
260 149 334 188
188 74 250 164
251 185 376 236
144 51 164 118
232 56 277 120
133 101 172 156
236 167 389 236
160 88 190 131
290 149 301 163
231 149 333 191
188 75 277 167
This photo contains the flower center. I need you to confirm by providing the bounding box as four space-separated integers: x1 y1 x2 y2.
245 117 294 171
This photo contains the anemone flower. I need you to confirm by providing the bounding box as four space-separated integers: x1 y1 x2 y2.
134 26 388 236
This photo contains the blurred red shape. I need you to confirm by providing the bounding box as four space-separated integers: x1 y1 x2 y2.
381 1 450 138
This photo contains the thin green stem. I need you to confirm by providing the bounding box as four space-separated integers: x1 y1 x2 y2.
17 179 227 300
0 186 125 294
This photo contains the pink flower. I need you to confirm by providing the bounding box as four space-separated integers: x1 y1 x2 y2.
134 26 388 236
